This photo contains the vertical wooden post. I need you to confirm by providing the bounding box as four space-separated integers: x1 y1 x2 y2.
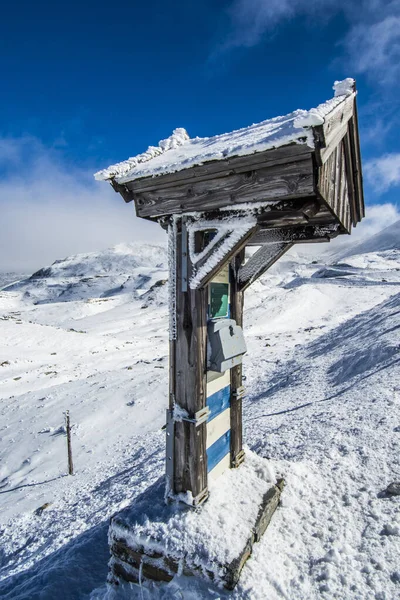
230 249 245 467
170 220 208 504
65 410 74 476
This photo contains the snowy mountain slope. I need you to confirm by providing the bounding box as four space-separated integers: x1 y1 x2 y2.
0 273 29 290
340 219 400 258
0 234 399 600
3 243 168 305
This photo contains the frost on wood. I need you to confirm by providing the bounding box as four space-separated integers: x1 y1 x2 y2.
239 238 287 287
187 216 256 266
168 219 177 341
189 217 257 289
172 403 189 422
95 79 356 185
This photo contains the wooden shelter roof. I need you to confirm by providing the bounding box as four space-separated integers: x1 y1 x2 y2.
96 79 364 238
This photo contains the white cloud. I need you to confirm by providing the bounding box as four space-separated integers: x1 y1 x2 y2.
364 153 400 192
224 0 335 49
347 202 400 241
343 16 400 84
223 0 400 83
0 137 166 273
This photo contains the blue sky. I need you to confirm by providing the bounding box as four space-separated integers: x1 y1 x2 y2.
1 0 399 270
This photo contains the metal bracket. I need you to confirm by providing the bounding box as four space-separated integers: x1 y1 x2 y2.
180 406 210 427
231 449 245 469
192 487 209 507
233 386 246 400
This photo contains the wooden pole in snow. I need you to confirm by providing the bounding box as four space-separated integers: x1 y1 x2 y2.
65 410 74 476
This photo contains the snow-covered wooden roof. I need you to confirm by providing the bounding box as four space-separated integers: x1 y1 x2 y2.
96 78 364 236
95 79 355 184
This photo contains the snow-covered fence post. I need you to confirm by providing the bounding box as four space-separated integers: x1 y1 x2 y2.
65 410 74 476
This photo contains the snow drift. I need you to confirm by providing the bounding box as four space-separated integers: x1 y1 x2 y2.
0 227 399 600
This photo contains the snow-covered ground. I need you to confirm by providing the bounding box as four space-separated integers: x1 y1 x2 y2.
0 223 399 599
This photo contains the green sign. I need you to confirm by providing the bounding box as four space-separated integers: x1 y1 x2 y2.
210 282 229 318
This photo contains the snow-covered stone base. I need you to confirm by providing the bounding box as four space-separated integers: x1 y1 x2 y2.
108 451 283 590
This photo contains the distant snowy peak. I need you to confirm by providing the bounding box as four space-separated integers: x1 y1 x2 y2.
94 79 355 183
4 242 168 305
30 242 167 279
341 220 400 258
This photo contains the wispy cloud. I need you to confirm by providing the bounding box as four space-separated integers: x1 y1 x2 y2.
0 137 165 272
343 16 400 84
223 0 335 49
364 153 400 192
222 0 400 83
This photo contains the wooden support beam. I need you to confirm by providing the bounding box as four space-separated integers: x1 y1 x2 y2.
230 249 245 468
189 224 259 289
248 224 340 246
172 222 208 504
238 243 293 292
110 179 134 204
130 158 314 219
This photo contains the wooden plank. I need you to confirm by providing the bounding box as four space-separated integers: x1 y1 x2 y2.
230 250 244 468
343 129 358 227
248 224 338 246
173 223 208 500
333 143 342 218
318 94 355 164
206 385 230 421
225 481 284 589
319 119 351 165
206 369 230 396
206 408 231 449
207 430 230 472
253 479 285 542
348 113 365 223
208 452 231 482
238 243 293 292
121 144 313 191
338 142 351 233
191 225 258 289
132 158 314 218
317 144 351 229
328 148 336 214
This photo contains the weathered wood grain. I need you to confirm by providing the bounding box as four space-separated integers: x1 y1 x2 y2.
318 94 355 164
132 158 314 218
173 223 208 500
343 130 357 228
191 225 259 289
253 479 285 542
230 250 244 468
348 114 365 223
238 243 293 292
122 144 313 191
248 225 339 246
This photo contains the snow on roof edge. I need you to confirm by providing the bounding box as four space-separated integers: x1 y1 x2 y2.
94 78 355 184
